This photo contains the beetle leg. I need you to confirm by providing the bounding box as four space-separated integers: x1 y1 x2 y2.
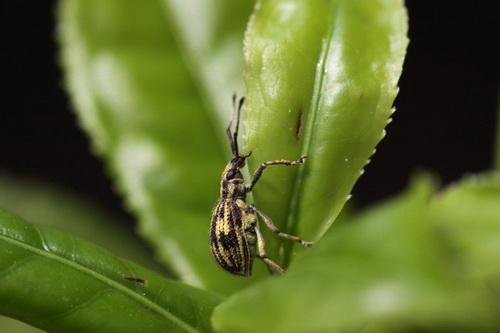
246 156 307 192
254 226 284 274
253 207 313 247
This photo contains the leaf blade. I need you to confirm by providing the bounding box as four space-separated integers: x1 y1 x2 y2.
295 0 409 241
212 177 498 332
243 0 409 263
0 209 221 333
0 173 163 272
161 0 255 128
431 172 500 282
59 0 259 294
0 316 44 333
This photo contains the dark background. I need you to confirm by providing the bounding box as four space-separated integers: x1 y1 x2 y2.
1 1 499 222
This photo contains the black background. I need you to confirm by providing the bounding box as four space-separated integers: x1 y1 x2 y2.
2 1 499 222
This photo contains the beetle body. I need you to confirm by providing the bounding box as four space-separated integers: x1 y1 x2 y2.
210 157 257 276
209 96 312 276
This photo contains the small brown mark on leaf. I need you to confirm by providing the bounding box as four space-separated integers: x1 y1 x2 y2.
295 109 304 140
125 276 148 286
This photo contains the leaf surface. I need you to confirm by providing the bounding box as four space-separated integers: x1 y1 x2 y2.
0 174 162 272
431 172 500 285
243 0 408 262
0 209 221 333
213 178 498 332
0 315 44 333
59 0 259 294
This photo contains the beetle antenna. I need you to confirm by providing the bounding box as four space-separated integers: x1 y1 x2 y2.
233 96 245 156
227 93 238 156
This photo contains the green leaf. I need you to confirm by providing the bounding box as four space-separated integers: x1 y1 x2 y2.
0 173 163 272
243 0 408 263
59 0 259 295
212 178 498 332
161 0 255 129
0 209 221 333
431 172 500 284
0 315 44 333
495 95 500 169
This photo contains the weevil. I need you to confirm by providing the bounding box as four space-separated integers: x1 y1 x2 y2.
209 95 313 276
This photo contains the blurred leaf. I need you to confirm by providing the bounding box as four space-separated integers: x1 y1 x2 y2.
431 172 500 285
243 0 409 264
212 177 498 332
59 0 259 295
0 315 44 333
495 89 500 169
0 209 221 333
161 0 255 128
0 173 162 272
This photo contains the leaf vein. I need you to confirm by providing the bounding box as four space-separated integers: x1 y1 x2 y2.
0 255 36 280
0 232 198 333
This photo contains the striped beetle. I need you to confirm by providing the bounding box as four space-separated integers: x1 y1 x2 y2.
210 95 313 276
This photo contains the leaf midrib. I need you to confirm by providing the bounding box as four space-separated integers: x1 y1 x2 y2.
284 0 340 264
0 232 198 333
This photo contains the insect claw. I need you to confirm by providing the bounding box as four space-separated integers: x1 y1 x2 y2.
302 241 314 248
